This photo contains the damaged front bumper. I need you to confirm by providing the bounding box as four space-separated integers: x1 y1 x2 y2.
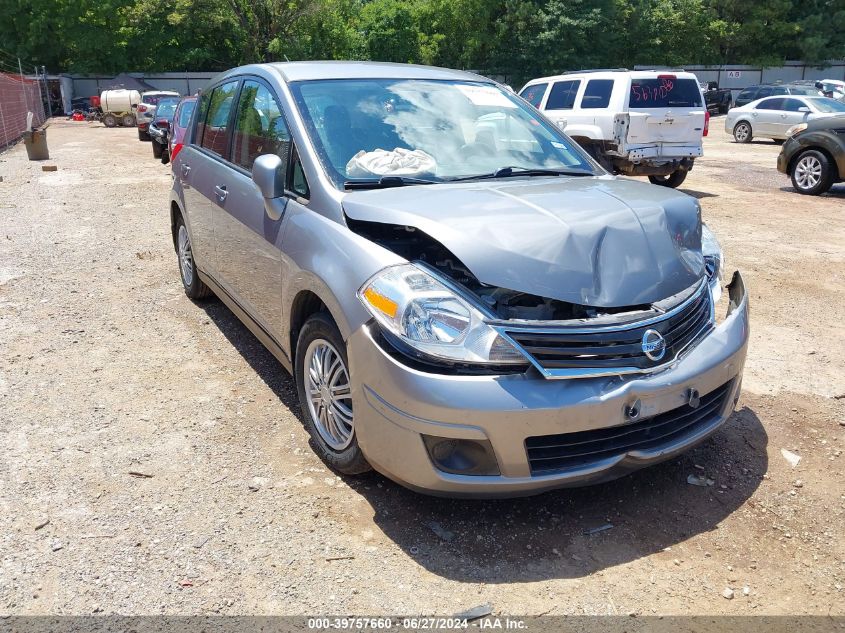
348 273 749 498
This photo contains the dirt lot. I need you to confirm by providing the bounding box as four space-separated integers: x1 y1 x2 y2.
0 119 843 617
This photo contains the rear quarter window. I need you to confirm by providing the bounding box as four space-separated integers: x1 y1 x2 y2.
629 78 703 108
580 79 613 109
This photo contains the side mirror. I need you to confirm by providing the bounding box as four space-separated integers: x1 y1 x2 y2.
252 153 284 199
798 106 811 113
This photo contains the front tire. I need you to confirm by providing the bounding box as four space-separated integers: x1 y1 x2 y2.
175 215 211 299
733 121 752 143
295 313 370 475
138 129 150 141
152 140 163 159
790 150 834 195
648 170 688 188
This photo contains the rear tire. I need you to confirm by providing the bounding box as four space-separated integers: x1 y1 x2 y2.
138 129 150 141
733 121 752 143
648 170 688 188
790 149 834 195
175 215 211 299
152 140 163 159
102 113 117 128
295 313 371 476
122 114 136 127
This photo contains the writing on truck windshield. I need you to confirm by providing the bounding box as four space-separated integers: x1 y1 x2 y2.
629 78 703 108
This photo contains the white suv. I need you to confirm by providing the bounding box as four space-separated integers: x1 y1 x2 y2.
519 70 707 187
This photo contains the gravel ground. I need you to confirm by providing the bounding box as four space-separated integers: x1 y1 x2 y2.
0 119 843 616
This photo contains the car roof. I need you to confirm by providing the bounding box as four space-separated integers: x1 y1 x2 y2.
220 61 487 84
523 69 698 85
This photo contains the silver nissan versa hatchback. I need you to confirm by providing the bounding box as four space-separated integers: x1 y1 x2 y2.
169 61 749 497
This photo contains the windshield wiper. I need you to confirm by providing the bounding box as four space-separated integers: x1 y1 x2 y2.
447 166 594 182
344 175 438 190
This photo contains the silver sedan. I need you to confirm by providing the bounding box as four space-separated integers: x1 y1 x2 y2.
726 95 845 143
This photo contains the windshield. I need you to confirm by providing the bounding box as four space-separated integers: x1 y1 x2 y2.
629 77 703 108
809 98 845 113
156 99 179 119
289 79 595 187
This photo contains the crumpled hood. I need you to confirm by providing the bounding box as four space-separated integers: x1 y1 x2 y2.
342 176 704 307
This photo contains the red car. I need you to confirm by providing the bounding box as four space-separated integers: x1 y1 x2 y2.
160 96 196 165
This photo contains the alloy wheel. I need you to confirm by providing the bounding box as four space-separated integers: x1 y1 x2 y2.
304 338 354 451
734 123 750 142
794 155 822 190
178 224 194 286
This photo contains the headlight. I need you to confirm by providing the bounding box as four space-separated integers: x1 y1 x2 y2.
359 264 525 365
786 123 808 137
701 224 724 303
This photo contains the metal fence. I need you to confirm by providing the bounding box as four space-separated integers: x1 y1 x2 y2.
634 61 845 97
0 72 47 148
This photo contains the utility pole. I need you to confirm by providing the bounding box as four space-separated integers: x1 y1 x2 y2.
18 58 29 116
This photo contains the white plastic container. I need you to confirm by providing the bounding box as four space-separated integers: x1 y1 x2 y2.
99 89 140 113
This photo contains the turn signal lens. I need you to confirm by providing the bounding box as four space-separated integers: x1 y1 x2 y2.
363 287 398 318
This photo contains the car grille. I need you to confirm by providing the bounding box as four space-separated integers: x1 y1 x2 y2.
501 282 713 378
525 379 734 475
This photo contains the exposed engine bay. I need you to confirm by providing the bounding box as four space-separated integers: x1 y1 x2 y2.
347 218 657 322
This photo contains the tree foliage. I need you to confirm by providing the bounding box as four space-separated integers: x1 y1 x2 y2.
1 0 843 84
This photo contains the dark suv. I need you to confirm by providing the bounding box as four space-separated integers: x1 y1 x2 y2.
734 83 819 108
777 114 845 195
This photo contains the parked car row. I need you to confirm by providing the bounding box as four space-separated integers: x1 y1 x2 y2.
134 92 196 165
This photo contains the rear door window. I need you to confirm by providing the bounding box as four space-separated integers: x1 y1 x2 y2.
231 80 291 172
519 83 548 108
755 97 784 110
580 79 614 109
545 80 580 110
771 86 788 95
629 77 702 108
197 80 239 157
756 86 773 99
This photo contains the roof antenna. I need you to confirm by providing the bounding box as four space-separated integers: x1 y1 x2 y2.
284 55 290 62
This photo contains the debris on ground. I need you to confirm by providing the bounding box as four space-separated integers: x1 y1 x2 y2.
427 521 455 542
584 523 614 535
128 471 154 478
781 449 802 468
722 588 735 600
34 518 50 531
454 604 493 621
41 165 57 172
687 473 715 487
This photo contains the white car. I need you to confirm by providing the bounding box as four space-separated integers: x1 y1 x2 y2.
519 70 707 188
725 95 845 143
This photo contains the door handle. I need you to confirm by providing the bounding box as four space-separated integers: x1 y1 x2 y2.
181 164 191 178
214 185 228 202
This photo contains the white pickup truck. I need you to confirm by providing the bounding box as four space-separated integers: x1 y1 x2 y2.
519 70 708 187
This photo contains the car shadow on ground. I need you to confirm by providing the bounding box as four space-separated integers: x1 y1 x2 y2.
679 188 718 199
778 185 845 198
200 299 303 415
200 298 768 583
